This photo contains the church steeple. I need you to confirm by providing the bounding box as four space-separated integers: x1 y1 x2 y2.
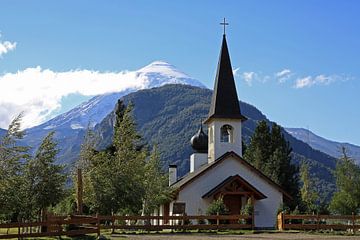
205 34 246 124
206 29 246 163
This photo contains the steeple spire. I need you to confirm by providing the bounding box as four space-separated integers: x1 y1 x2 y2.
205 34 247 123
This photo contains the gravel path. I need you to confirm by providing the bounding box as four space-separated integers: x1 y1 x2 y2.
110 233 360 240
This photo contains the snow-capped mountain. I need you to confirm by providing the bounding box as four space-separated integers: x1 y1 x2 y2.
29 61 205 132
285 127 360 164
21 61 205 165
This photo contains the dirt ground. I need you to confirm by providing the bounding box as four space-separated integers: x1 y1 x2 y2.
111 233 360 240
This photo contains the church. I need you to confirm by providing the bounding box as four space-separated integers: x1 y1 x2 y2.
159 30 290 229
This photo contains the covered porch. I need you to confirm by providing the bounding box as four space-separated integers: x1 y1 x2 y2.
202 175 267 217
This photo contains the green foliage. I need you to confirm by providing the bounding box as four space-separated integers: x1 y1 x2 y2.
330 148 360 214
0 113 29 221
79 101 170 215
206 197 228 215
24 131 67 218
300 161 319 213
241 198 254 215
51 191 77 215
244 121 300 209
142 146 171 215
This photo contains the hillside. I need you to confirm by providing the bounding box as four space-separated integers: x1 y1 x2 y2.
95 84 336 200
286 127 360 164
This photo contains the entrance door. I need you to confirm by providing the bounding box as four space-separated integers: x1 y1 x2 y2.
223 195 242 216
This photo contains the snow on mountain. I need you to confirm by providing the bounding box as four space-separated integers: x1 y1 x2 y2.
28 61 205 132
285 127 360 164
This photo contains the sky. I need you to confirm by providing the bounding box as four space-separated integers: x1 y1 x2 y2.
0 0 360 145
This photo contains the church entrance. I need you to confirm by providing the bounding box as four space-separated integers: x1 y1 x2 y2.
223 195 242 215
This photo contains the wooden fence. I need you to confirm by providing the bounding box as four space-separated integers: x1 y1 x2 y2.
277 212 360 232
0 214 252 239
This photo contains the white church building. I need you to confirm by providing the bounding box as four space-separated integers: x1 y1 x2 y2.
159 32 291 229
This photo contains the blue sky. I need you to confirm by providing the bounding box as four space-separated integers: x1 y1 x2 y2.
0 0 360 145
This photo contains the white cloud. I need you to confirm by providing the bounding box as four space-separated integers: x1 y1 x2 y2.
294 74 341 89
0 66 149 129
241 72 256 86
0 39 16 57
232 67 240 77
276 69 292 83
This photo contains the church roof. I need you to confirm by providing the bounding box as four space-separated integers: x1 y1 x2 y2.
202 174 267 200
204 35 247 123
171 151 292 200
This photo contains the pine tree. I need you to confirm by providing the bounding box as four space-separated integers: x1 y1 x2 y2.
25 131 66 220
244 120 271 170
244 120 299 209
329 147 360 214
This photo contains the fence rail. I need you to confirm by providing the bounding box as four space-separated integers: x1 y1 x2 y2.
0 214 252 239
277 212 360 232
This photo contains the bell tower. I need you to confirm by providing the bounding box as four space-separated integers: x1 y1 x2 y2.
204 30 247 163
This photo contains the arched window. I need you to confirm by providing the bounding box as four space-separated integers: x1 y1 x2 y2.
220 124 233 143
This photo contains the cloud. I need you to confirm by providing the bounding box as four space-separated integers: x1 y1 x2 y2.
0 33 17 57
276 69 292 83
241 72 256 86
0 66 150 129
294 74 343 88
232 67 240 77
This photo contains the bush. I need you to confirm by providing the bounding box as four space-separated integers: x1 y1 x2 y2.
206 197 228 224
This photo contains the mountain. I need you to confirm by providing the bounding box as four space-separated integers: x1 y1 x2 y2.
286 127 360 164
95 84 336 200
21 61 205 166
0 128 6 137
30 61 204 132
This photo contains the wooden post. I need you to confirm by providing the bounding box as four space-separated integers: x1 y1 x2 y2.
111 214 115 234
317 213 320 230
96 213 100 237
216 212 219 230
76 168 83 215
353 212 355 233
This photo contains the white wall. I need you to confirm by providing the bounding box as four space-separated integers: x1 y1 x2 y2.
207 119 242 163
171 156 283 228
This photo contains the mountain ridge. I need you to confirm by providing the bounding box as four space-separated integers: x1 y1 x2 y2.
286 127 360 164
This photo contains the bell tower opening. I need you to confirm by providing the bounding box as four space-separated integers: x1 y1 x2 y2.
220 124 233 143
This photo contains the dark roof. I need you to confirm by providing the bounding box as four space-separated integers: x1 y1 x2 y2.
205 35 247 123
171 151 292 200
190 124 208 153
202 174 267 200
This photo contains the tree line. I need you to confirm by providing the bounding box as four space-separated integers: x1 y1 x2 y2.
1 103 360 221
244 119 360 215
0 100 170 222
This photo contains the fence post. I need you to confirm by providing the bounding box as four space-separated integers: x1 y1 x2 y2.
353 212 355 233
277 212 284 231
111 214 115 234
317 213 320 230
96 213 100 237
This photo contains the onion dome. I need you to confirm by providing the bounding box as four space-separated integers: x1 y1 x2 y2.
190 124 208 153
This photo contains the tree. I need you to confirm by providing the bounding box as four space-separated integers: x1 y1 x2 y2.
142 146 171 215
244 121 299 209
300 161 319 213
330 148 360 214
25 131 66 220
80 101 148 215
244 120 271 170
0 113 29 221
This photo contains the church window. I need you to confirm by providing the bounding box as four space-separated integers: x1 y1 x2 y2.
220 124 233 143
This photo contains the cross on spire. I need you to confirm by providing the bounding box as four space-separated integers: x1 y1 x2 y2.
220 18 229 35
